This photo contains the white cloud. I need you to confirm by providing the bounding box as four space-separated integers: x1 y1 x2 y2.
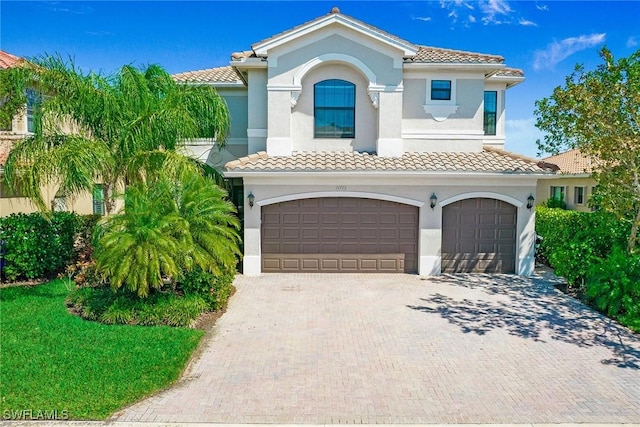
412 16 432 22
533 33 606 71
505 118 545 158
536 4 549 12
480 0 512 24
518 18 537 27
468 14 477 23
627 37 638 48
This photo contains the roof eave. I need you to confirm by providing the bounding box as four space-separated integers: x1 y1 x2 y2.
487 75 525 88
224 169 554 178
404 63 505 73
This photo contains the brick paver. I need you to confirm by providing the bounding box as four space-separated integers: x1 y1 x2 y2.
114 273 640 424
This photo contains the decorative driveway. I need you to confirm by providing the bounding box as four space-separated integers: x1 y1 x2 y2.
114 273 640 424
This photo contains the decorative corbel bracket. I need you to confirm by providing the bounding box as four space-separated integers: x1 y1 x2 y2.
291 90 301 108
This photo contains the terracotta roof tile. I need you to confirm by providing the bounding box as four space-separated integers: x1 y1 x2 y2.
408 46 504 64
0 50 24 69
226 148 556 174
172 66 243 84
542 149 595 174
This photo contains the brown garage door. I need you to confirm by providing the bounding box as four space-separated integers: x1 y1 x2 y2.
442 198 516 273
261 198 418 273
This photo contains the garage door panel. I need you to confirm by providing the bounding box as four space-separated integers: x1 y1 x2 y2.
442 198 516 274
262 198 417 273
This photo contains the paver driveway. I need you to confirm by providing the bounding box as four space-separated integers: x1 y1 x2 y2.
114 273 640 424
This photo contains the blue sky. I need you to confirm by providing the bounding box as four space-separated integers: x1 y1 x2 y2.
2 1 639 158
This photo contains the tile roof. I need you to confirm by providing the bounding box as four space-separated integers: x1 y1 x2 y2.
226 147 557 174
408 46 503 64
172 66 243 84
0 50 23 69
542 149 595 174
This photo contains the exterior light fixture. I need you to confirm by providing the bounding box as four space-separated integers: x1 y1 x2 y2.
430 193 438 210
527 194 535 210
248 192 255 208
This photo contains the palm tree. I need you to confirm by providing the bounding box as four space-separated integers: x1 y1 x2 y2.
93 170 240 298
0 55 230 213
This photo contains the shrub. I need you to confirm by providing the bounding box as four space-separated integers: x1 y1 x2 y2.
66 286 209 327
542 196 567 209
585 247 640 330
179 266 235 311
535 206 629 287
0 212 82 281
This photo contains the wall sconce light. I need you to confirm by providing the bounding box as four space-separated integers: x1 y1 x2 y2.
247 192 255 208
430 193 438 210
527 194 535 210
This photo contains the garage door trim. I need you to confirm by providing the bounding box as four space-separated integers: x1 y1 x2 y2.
439 191 524 209
256 191 425 209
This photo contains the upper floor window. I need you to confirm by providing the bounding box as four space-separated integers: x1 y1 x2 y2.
483 91 497 135
430 80 451 101
314 79 355 138
26 89 40 133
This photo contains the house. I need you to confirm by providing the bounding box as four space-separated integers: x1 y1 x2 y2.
177 7 557 276
536 149 596 212
0 50 103 216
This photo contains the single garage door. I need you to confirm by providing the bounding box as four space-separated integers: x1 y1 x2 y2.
442 198 516 273
261 198 418 273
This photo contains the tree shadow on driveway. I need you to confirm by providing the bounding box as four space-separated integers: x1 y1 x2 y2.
408 273 640 369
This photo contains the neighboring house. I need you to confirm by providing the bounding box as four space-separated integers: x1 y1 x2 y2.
536 149 596 212
175 7 556 276
0 50 102 216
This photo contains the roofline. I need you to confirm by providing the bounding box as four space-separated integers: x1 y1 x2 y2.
252 12 418 57
403 63 505 72
487 74 525 88
224 170 555 178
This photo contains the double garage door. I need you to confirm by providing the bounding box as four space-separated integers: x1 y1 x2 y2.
261 197 516 274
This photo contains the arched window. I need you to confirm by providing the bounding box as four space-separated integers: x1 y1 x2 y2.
314 79 355 138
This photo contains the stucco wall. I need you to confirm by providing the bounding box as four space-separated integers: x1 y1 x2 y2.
291 63 377 152
240 174 538 277
536 176 596 212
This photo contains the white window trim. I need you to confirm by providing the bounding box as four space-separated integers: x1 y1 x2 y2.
423 75 458 122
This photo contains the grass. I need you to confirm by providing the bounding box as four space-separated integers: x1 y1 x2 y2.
0 280 204 420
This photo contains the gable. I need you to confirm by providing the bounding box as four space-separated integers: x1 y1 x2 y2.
252 9 417 58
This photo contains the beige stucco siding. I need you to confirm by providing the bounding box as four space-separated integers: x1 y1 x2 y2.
241 174 538 277
536 176 595 212
291 63 377 152
269 31 402 86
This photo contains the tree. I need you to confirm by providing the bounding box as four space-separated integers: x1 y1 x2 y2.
0 55 230 213
93 170 241 298
535 47 640 252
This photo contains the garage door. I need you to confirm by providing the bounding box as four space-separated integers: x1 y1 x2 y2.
261 198 418 273
442 198 516 273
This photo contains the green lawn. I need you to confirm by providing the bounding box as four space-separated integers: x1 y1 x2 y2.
0 280 204 420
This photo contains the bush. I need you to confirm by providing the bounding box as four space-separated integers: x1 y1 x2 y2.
66 286 210 327
0 212 83 281
542 196 567 209
535 206 629 287
179 266 235 311
585 248 640 329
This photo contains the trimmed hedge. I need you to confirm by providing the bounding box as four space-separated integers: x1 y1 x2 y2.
535 206 629 287
0 212 97 282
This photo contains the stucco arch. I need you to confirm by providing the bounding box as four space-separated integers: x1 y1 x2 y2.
439 192 524 208
257 191 425 208
293 54 377 88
